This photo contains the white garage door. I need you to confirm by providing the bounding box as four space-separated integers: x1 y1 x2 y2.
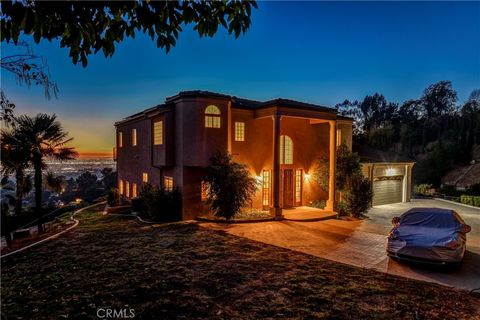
372 177 403 206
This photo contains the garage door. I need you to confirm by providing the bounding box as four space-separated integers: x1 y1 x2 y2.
372 177 403 206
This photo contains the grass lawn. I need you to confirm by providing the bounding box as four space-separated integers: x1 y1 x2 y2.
2 208 479 319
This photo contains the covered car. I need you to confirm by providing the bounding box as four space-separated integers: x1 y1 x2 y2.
387 208 471 264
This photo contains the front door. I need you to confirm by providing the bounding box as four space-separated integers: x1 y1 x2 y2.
283 169 294 208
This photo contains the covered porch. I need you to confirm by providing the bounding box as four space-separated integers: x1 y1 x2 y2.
253 104 344 220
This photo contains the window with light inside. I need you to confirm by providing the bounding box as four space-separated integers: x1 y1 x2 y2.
205 105 221 128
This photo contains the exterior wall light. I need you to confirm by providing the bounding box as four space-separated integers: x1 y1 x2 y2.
304 173 311 181
386 168 396 176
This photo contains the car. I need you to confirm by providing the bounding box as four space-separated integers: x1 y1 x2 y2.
387 208 471 265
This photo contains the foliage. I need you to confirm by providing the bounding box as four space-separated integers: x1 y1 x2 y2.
1 1 258 67
460 195 480 207
137 183 182 222
341 175 373 218
337 82 479 188
313 144 362 193
76 171 100 201
101 167 117 191
413 184 433 196
13 113 77 233
107 188 122 207
43 171 65 194
0 41 58 99
204 150 258 220
1 91 16 126
308 200 326 209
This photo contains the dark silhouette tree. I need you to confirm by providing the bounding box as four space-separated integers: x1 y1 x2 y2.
101 167 117 191
14 114 78 233
1 1 258 67
204 150 258 220
0 129 32 218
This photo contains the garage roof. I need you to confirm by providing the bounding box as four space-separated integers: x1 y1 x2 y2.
354 145 415 164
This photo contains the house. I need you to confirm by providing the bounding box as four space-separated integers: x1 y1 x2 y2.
114 90 409 220
355 145 415 206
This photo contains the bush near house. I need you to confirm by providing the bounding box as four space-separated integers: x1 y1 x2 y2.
341 175 373 218
204 150 258 220
136 184 182 222
460 195 480 207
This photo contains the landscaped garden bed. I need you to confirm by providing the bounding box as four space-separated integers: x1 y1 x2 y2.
197 209 273 222
2 207 479 319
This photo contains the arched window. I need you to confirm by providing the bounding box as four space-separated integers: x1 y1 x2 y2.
280 135 293 164
205 105 221 128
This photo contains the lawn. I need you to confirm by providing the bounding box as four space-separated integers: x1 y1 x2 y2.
2 208 479 319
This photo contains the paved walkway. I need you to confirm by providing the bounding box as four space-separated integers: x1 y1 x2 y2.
202 199 480 291
282 206 336 221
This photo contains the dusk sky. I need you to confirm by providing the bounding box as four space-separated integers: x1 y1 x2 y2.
1 1 479 156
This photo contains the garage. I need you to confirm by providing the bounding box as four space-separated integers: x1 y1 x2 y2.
372 176 404 206
354 145 415 207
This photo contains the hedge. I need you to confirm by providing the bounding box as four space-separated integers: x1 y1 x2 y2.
460 195 480 207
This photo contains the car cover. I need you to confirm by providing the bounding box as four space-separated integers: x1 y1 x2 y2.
388 208 466 262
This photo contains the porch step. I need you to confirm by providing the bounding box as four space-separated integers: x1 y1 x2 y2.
282 207 337 222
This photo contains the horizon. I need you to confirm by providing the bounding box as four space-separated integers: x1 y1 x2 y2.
1 1 479 154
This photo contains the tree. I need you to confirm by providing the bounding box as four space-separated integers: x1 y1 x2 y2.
0 129 32 218
44 172 65 194
1 41 58 99
419 81 457 118
101 167 117 191
313 144 362 193
204 150 258 220
14 114 77 233
341 175 373 218
1 1 258 67
76 171 99 201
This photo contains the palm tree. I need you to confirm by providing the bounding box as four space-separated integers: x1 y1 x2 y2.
1 130 31 218
15 114 78 233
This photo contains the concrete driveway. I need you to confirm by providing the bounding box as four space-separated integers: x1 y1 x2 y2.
202 199 480 291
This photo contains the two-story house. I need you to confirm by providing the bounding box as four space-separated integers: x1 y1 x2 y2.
114 90 411 220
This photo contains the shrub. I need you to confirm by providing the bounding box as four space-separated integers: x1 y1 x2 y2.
474 196 480 207
414 184 433 196
460 195 480 207
107 188 122 206
204 150 258 220
341 175 373 218
137 184 182 222
308 200 326 209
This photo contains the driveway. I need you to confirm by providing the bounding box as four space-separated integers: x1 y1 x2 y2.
202 199 480 291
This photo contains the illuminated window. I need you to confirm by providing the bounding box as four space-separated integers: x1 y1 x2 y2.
153 121 163 145
164 176 173 192
118 131 123 148
201 181 210 201
205 105 221 128
142 173 148 183
280 135 293 164
336 128 342 147
132 183 137 198
295 169 302 203
234 122 245 141
119 180 124 195
132 128 137 146
125 181 130 198
262 170 270 206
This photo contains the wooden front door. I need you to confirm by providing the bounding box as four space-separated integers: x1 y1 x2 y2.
282 169 294 208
